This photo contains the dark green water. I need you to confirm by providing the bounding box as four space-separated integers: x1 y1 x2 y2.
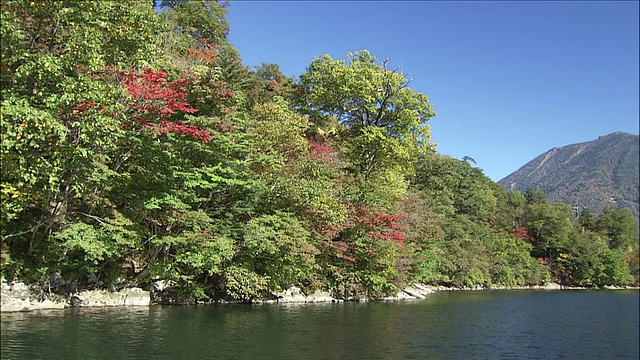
1 290 638 359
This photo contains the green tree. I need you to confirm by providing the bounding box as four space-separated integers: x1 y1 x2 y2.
452 159 497 220
485 231 546 286
426 215 493 288
412 152 497 220
1 1 164 280
160 0 230 45
595 248 632 286
298 50 436 196
247 63 297 107
576 208 598 232
489 187 526 232
524 187 548 205
521 202 574 281
561 231 608 286
240 212 318 291
411 151 460 216
596 208 636 250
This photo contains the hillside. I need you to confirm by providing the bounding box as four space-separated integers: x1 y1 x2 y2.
2 2 638 302
499 132 639 219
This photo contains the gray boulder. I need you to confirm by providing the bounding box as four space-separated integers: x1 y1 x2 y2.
306 290 341 303
122 288 151 306
271 286 341 303
274 286 308 303
1 295 32 312
72 287 150 307
1 282 67 312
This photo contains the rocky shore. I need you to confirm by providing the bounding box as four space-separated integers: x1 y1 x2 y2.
2 279 637 313
1 281 150 313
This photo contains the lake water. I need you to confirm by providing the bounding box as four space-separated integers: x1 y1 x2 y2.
1 290 638 359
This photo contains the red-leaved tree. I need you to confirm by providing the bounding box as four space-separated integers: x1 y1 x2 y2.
321 205 406 267
120 67 211 142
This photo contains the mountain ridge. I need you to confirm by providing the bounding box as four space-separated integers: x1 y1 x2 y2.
498 132 639 219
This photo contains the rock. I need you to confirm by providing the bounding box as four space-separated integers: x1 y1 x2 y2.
274 286 308 303
5 288 30 301
1 295 31 312
306 290 341 303
603 285 626 290
382 283 437 301
285 285 303 296
402 284 435 299
1 281 33 312
72 288 150 307
383 291 417 301
122 287 151 306
70 295 84 306
542 283 562 290
1 280 150 312
270 287 341 303
106 291 127 306
413 283 436 296
10 281 28 291
50 272 66 289
1 288 66 312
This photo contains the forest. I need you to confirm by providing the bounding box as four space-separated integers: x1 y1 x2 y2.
1 1 638 302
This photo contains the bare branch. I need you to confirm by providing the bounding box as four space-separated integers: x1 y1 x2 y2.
2 230 34 242
72 212 105 224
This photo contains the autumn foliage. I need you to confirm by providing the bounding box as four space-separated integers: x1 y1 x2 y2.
121 68 210 142
321 206 406 270
2 1 637 306
512 226 534 243
352 207 406 243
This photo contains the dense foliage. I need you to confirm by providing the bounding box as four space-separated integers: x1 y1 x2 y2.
2 1 638 302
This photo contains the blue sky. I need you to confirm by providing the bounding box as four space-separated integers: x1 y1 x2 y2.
225 1 639 181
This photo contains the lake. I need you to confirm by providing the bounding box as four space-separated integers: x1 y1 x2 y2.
1 290 638 359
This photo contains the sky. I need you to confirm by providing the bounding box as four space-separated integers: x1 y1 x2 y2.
224 1 639 181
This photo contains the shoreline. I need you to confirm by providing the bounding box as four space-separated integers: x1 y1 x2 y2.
2 281 638 313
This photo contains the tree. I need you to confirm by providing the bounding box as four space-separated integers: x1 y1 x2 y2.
1 1 164 280
576 208 598 232
596 208 636 250
452 159 497 220
521 202 574 272
247 63 297 107
160 0 252 96
485 231 546 287
240 212 318 291
412 152 496 220
489 186 526 232
298 50 436 184
430 215 492 288
160 0 230 46
524 187 548 205
411 151 460 216
320 205 408 298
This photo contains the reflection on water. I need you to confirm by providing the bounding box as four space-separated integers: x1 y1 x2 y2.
1 291 638 360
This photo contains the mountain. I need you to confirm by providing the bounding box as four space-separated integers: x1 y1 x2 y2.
498 132 639 219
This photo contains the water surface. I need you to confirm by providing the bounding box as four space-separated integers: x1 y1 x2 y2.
2 290 638 359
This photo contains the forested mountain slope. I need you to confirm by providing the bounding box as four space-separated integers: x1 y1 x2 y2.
1 1 638 302
499 132 639 220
